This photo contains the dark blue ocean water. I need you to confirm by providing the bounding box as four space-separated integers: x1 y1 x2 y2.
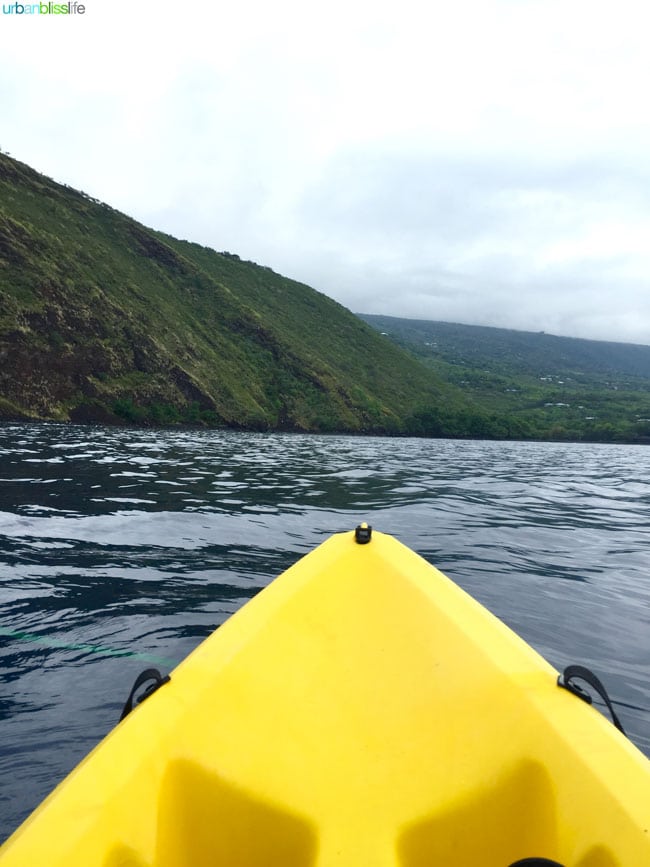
1 423 649 842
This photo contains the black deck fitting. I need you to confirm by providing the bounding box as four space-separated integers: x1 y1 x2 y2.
354 523 372 544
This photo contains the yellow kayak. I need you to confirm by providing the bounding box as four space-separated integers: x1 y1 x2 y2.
1 526 649 866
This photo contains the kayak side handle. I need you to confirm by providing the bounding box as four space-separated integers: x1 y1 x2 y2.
120 668 171 722
557 665 626 735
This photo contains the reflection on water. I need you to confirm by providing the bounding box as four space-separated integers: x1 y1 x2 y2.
1 423 650 841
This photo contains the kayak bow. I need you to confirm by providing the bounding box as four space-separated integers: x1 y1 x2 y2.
1 526 649 866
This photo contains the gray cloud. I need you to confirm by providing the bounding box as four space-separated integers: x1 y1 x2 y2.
2 0 650 344
264 149 650 340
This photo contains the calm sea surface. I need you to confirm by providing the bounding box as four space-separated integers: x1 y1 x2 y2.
1 423 649 842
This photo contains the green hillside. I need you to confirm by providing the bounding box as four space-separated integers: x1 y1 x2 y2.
359 314 650 442
0 152 470 434
6 150 646 443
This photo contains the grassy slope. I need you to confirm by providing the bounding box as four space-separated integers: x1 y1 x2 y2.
359 314 650 442
0 153 462 433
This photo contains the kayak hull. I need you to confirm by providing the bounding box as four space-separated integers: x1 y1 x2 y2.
1 529 649 865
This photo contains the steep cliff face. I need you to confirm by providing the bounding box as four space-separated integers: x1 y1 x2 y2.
0 153 455 432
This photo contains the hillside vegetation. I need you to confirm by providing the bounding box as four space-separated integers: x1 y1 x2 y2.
0 152 469 434
359 314 650 442
4 151 647 443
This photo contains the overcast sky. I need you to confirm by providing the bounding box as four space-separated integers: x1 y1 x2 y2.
2 0 650 343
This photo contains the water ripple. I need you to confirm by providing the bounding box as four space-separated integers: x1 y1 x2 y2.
1 424 650 841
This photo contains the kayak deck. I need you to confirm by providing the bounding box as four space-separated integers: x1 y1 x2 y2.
1 529 649 866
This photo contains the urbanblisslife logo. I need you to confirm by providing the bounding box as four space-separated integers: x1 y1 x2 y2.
3 2 86 12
